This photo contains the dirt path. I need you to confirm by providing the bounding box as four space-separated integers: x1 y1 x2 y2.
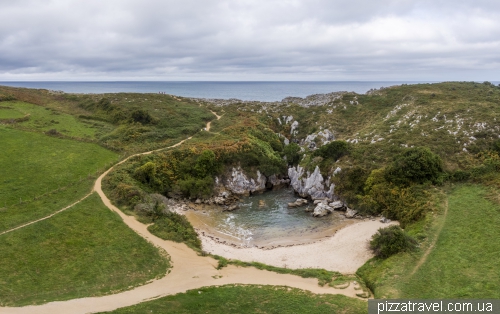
0 116 365 314
0 192 93 236
410 198 449 276
205 110 222 131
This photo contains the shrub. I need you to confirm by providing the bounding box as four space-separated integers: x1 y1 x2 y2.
148 211 201 250
370 225 417 259
131 109 155 124
312 140 349 161
362 169 430 227
385 147 443 186
283 142 301 166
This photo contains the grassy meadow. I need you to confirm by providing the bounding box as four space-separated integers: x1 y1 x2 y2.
0 125 118 231
0 193 169 306
357 184 500 299
1 83 499 311
101 285 367 314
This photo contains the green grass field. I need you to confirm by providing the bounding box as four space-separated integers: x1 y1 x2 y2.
0 106 25 119
101 285 367 314
357 185 500 299
0 193 169 306
0 178 94 233
2 101 113 138
0 125 118 208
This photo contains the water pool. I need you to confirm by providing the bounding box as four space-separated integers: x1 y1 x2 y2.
186 188 351 247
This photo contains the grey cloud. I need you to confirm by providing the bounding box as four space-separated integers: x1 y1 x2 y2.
1 0 499 80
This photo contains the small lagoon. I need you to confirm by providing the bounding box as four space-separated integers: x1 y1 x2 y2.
186 188 351 248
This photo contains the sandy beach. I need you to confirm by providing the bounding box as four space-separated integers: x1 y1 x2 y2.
191 214 398 273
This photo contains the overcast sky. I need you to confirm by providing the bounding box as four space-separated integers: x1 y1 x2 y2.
1 0 499 81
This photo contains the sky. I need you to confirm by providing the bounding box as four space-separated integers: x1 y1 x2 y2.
0 0 499 81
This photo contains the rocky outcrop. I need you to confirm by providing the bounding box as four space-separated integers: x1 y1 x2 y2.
303 129 335 148
224 167 267 196
288 165 335 200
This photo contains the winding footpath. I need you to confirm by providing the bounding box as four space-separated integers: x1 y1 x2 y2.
1 111 364 314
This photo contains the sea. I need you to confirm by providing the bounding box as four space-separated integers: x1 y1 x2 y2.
0 81 443 102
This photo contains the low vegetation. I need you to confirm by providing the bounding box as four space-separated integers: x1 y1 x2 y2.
2 82 499 308
369 225 418 259
100 285 367 314
357 184 500 299
0 193 169 306
0 125 118 209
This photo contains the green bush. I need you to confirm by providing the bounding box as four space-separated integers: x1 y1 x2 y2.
312 140 349 161
385 147 443 186
370 225 417 259
148 211 201 250
283 142 301 166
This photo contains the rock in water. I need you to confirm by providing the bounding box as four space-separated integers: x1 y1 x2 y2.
287 198 308 208
345 207 358 218
312 203 333 217
223 204 239 212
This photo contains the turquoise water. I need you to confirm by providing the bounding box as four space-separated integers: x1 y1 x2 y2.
0 81 437 102
190 188 349 247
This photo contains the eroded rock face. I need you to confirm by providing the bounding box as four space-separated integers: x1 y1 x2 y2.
268 174 290 188
224 167 267 196
288 165 335 200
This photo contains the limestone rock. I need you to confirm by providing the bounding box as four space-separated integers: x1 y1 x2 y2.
328 201 344 210
288 198 308 208
312 203 332 217
380 217 391 223
223 204 239 212
224 167 267 195
288 165 335 200
345 207 358 218
268 174 290 188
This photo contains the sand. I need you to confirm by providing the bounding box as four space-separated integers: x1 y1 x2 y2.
198 218 398 273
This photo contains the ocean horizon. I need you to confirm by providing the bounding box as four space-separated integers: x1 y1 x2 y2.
1 80 495 102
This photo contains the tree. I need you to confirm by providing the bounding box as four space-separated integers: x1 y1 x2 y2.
194 150 217 177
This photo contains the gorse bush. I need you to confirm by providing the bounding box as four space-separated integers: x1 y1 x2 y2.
370 225 417 259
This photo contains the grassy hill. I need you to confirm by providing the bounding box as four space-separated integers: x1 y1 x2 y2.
1 82 499 310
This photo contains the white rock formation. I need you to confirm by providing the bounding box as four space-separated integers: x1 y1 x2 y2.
328 201 344 210
224 167 267 195
345 207 358 218
288 165 335 200
312 202 332 217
